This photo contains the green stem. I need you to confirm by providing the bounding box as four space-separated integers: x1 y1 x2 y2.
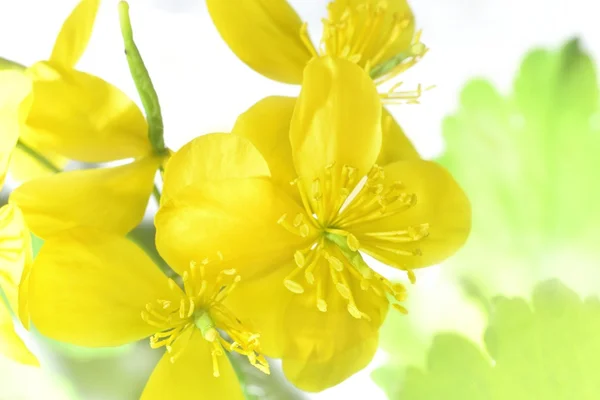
16 140 61 173
152 184 161 204
118 1 166 156
0 57 25 71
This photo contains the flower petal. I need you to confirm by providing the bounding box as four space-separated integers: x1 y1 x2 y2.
9 142 68 182
206 0 313 84
28 229 175 347
24 61 150 163
351 160 471 270
0 299 38 366
0 71 31 187
0 204 32 327
290 56 382 217
327 0 415 68
10 157 158 239
232 96 301 204
226 259 387 392
49 0 100 68
141 328 244 400
376 108 420 166
156 133 311 277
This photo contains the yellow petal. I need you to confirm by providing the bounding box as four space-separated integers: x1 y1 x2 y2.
157 133 310 277
0 300 38 366
0 71 31 187
49 0 101 68
10 157 158 239
290 56 382 217
226 260 387 392
0 205 31 316
28 229 175 347
232 96 301 204
351 160 471 270
375 108 420 166
141 328 244 400
206 0 313 84
327 0 415 68
24 61 151 163
9 139 67 183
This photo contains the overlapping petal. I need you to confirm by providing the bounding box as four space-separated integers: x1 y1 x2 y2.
206 0 313 84
28 229 174 347
49 0 101 68
156 133 310 277
10 157 158 239
289 56 382 218
24 61 151 163
232 95 300 204
351 160 471 270
226 257 388 392
141 328 244 400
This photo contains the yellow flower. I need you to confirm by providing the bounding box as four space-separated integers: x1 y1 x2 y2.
155 57 471 391
26 229 268 399
207 0 423 168
0 109 37 365
206 0 427 101
6 0 101 181
8 0 166 239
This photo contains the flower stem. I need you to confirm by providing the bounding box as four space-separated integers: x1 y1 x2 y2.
0 57 26 71
16 140 61 173
118 1 166 156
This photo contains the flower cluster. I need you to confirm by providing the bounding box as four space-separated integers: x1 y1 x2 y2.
0 0 470 397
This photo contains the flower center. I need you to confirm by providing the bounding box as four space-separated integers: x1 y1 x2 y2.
298 0 430 104
278 164 430 319
141 257 269 377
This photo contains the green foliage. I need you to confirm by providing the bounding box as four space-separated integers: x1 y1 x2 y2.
397 280 600 400
438 39 600 296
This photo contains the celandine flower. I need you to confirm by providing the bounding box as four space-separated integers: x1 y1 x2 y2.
155 57 471 391
27 229 269 399
9 0 166 239
207 0 427 102
207 0 424 172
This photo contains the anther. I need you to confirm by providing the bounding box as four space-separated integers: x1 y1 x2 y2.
284 279 305 294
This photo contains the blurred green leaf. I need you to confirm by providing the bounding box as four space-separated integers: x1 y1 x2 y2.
439 39 600 296
395 279 600 400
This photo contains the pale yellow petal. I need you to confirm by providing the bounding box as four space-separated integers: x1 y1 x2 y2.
351 160 471 270
0 300 38 366
376 107 420 166
10 157 158 239
232 95 301 204
206 0 313 84
28 229 175 347
290 56 382 218
156 133 311 277
0 71 31 187
141 328 244 400
24 62 150 163
49 0 101 68
9 140 67 183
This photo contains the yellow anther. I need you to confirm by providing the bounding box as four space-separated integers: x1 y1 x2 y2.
347 303 363 319
284 279 305 294
336 283 351 299
392 303 409 314
317 299 328 312
407 269 416 284
294 250 306 267
347 233 360 251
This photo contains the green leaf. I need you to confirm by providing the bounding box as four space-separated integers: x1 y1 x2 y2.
397 279 600 400
438 39 600 296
